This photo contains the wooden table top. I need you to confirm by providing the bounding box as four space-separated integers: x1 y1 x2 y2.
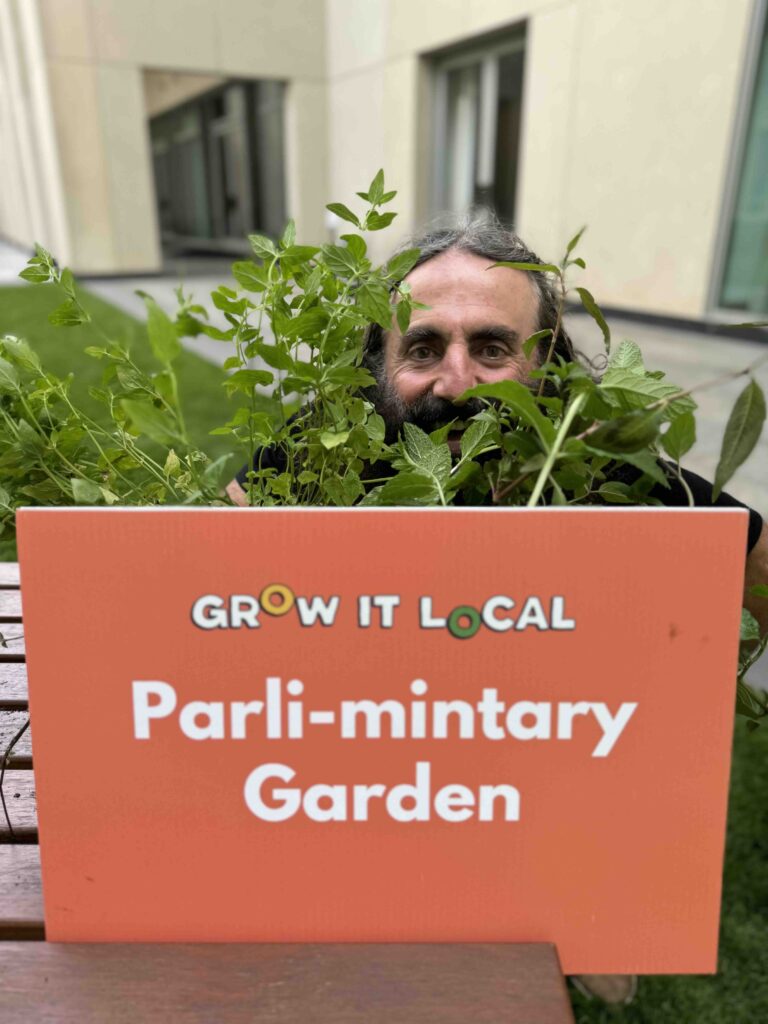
0 562 575 1022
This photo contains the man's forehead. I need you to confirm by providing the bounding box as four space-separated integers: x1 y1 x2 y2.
388 249 539 339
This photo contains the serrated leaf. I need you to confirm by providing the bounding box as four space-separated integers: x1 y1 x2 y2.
326 202 360 227
713 379 766 499
281 219 296 248
661 411 696 461
19 263 51 284
368 169 385 205
375 470 439 506
402 422 451 487
463 380 556 446
565 226 587 257
396 298 412 334
164 449 181 477
741 608 761 643
523 329 552 359
249 233 277 259
366 210 397 231
575 286 610 353
459 418 498 461
608 340 644 373
357 279 393 329
600 367 695 419
0 357 19 392
232 260 268 292
598 481 634 503
341 234 367 263
281 307 329 341
143 296 180 364
320 430 350 449
2 336 41 373
59 268 75 297
223 368 274 396
48 299 89 327
322 244 358 276
386 248 420 281
588 409 662 453
71 478 102 504
736 680 765 720
121 399 181 445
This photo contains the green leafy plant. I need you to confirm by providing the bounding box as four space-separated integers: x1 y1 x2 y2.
2 170 766 720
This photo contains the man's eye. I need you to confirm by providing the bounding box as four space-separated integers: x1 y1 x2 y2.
409 346 435 361
482 344 505 359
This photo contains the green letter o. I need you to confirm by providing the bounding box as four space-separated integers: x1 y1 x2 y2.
447 605 482 639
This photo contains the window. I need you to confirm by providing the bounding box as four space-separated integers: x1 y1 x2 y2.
149 80 287 254
431 30 526 225
719 12 768 313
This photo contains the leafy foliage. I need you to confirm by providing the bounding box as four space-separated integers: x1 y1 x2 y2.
3 172 767 721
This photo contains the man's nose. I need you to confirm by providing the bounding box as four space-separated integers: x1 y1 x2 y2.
431 347 477 401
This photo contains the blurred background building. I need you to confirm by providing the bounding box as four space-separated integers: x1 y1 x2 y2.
0 0 767 325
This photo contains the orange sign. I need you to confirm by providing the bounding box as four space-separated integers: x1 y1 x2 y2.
17 507 746 972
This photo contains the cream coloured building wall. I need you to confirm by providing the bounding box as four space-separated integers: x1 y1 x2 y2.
2 0 329 274
0 0 757 319
325 0 755 319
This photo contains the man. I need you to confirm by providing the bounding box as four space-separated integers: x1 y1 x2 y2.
226 216 767 1005
227 216 768 637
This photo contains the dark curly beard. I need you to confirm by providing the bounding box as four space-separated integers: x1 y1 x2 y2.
369 375 486 445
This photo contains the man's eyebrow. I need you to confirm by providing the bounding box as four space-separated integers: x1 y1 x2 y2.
399 324 520 345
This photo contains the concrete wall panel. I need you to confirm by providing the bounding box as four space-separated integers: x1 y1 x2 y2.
46 59 115 271
328 67 385 217
217 0 326 79
37 0 93 60
89 0 218 69
327 0 387 77
559 0 752 316
285 80 330 244
97 64 161 271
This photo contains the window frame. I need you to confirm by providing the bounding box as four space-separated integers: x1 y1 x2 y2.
708 0 768 319
429 29 527 222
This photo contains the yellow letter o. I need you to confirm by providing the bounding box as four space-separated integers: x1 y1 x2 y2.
260 583 295 617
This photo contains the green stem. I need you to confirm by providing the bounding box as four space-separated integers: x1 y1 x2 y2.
527 392 587 507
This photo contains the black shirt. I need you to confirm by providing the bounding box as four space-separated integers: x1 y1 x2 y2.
236 449 763 554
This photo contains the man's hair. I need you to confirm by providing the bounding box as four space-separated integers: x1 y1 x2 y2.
362 211 577 376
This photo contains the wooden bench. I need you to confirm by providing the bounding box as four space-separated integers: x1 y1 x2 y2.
0 562 574 1022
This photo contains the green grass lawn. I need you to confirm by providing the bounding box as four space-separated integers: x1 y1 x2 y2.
570 720 768 1021
0 283 236 458
2 282 766 1020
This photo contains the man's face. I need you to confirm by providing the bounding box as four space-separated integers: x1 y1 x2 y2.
378 249 540 441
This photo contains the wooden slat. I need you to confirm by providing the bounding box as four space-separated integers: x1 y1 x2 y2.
0 711 31 767
0 563 19 587
0 626 24 659
0 942 574 1022
0 590 22 620
0 663 27 708
0 771 36 842
0 845 43 939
